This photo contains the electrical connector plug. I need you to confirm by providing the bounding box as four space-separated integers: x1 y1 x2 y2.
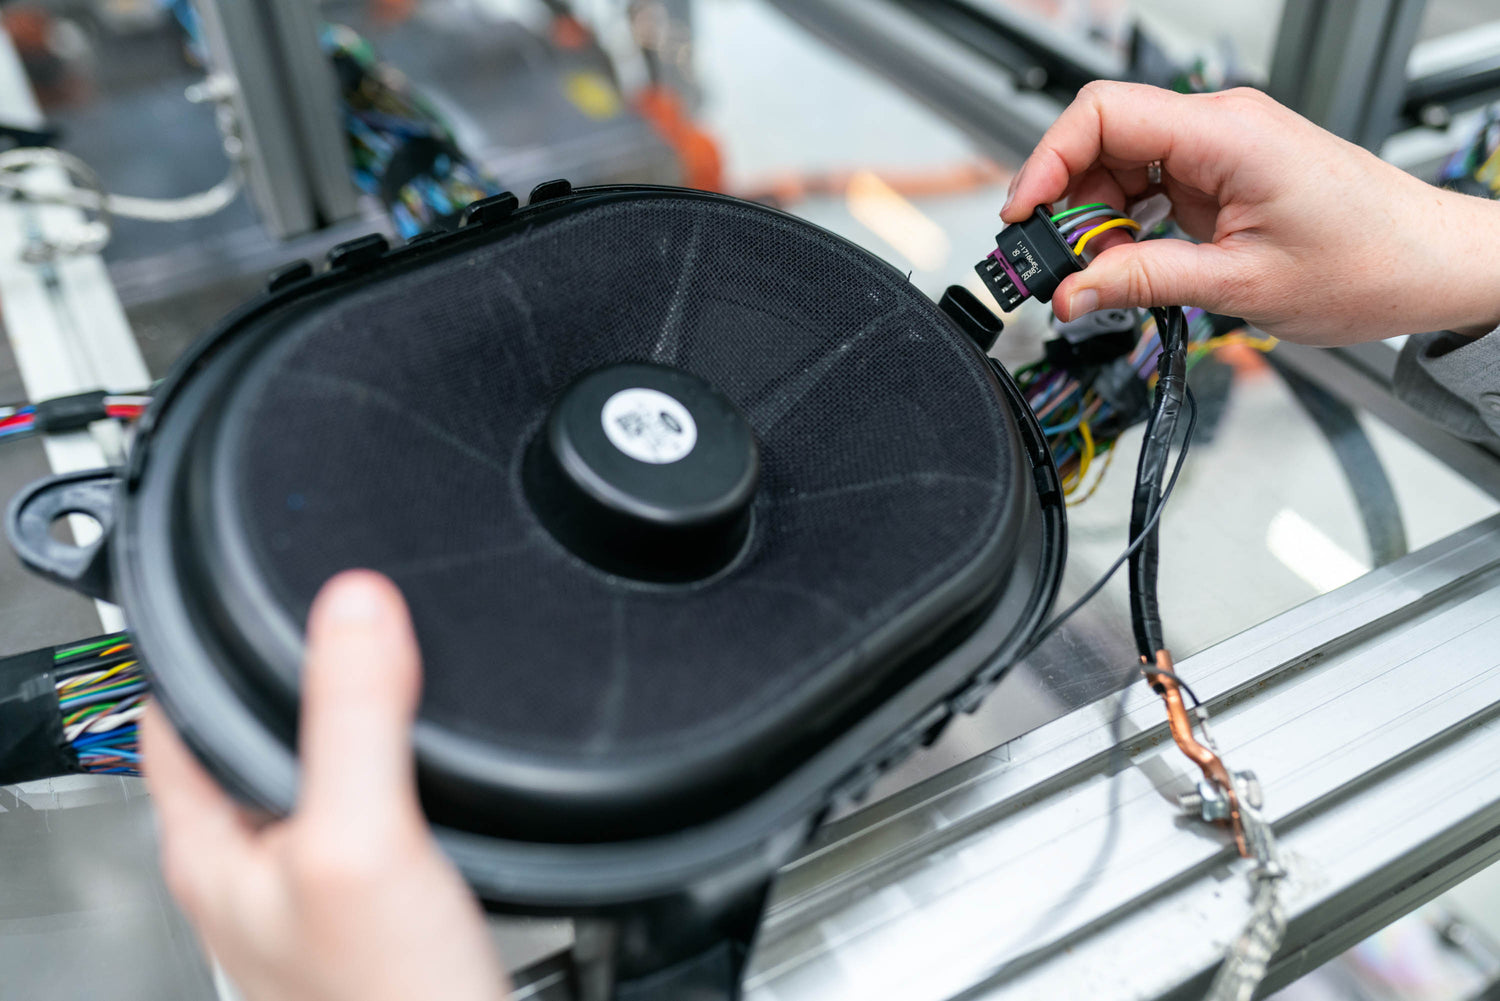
974 206 1085 310
1044 308 1140 369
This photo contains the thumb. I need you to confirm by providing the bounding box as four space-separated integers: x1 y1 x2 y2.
1053 239 1242 321
297 570 425 835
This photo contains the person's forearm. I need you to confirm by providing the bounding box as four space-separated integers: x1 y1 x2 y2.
1421 190 1500 339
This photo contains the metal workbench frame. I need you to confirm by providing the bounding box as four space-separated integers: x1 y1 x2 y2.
501 509 1500 1000
190 0 358 238
768 0 1500 156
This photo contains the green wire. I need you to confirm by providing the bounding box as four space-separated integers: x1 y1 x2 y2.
1050 202 1110 223
53 636 125 661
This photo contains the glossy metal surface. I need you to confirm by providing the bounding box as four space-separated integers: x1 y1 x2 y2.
741 513 1500 1000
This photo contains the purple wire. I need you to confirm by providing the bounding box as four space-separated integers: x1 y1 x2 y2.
1029 370 1069 410
1063 210 1122 241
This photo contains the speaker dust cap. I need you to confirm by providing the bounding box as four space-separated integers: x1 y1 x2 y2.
524 363 759 582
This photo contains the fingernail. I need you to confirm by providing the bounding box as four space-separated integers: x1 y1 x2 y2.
1067 287 1099 317
322 575 385 623
1002 162 1027 214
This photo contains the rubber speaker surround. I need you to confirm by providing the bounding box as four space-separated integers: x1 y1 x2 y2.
182 191 1025 840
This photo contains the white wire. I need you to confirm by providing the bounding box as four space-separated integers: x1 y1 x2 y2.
55 665 118 691
64 697 145 743
85 702 146 734
0 146 241 222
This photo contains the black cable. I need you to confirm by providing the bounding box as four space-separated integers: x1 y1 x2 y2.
1128 306 1190 657
1141 666 1203 709
1023 386 1198 656
1268 355 1408 566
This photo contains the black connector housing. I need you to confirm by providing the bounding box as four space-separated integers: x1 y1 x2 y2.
1044 308 1139 370
974 206 1085 310
1091 357 1152 433
33 390 107 433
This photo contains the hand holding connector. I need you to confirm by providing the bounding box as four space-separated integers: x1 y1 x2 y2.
975 206 1087 309
975 203 1141 311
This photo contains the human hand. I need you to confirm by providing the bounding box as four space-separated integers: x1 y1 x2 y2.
142 571 510 1001
1003 82 1500 344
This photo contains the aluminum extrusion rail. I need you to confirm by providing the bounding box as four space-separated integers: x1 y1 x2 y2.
513 512 1500 999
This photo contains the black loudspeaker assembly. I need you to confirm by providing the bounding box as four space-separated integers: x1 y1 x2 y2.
8 183 1066 999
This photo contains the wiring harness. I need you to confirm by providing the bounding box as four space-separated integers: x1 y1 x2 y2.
989 202 1275 505
0 390 148 443
1438 105 1500 199
323 24 506 239
1016 307 1273 504
998 203 1287 1000
54 634 143 776
0 631 141 784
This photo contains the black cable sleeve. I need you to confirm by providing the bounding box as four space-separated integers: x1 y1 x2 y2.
1022 390 1197 656
32 390 107 433
1129 307 1189 657
0 647 79 784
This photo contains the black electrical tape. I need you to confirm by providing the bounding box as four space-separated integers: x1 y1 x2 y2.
33 390 108 434
0 646 78 784
1128 306 1188 657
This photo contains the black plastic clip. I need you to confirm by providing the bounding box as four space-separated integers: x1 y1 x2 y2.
326 234 390 272
530 179 574 204
266 260 314 293
461 192 521 227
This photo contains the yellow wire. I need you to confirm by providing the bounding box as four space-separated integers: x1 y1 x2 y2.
1478 144 1500 188
1075 421 1095 483
1067 440 1118 507
1073 218 1141 255
1063 422 1096 497
1193 333 1278 354
59 661 130 691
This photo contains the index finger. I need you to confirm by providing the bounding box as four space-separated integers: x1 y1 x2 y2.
1003 82 1237 223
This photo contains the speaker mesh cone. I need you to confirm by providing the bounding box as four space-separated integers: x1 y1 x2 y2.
214 193 1021 830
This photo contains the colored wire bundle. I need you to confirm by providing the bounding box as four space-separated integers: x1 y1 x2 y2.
53 634 143 776
1050 202 1142 256
322 24 505 239
1438 105 1500 198
0 394 149 442
1013 310 1274 505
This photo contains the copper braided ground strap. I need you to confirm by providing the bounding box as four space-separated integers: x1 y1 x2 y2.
1150 650 1248 857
